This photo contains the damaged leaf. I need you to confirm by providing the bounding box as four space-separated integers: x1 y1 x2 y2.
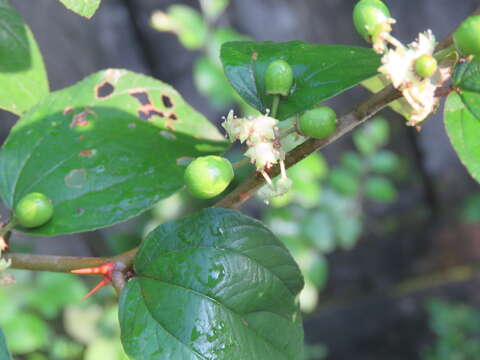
0 69 228 235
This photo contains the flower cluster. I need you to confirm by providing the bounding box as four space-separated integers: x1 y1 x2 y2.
373 23 447 126
222 110 291 200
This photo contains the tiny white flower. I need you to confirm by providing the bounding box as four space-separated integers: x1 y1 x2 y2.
248 115 278 143
222 110 252 143
378 30 441 126
245 141 280 170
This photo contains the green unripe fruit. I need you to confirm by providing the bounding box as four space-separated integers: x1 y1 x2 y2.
453 15 480 57
15 192 54 228
265 59 294 96
298 106 337 139
353 0 391 42
415 55 437 78
184 156 234 199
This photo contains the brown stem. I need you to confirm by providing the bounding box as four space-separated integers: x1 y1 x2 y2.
215 85 401 209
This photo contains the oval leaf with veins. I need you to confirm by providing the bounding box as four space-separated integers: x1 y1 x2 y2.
0 69 228 235
119 208 304 360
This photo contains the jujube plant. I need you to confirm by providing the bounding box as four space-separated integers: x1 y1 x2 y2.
0 0 479 359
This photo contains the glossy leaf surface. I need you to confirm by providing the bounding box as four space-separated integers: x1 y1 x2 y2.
221 41 380 120
444 91 480 183
119 208 304 360
0 69 227 235
453 58 480 119
0 0 49 115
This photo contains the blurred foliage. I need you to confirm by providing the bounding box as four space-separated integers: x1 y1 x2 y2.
150 0 257 114
0 271 127 359
422 299 480 360
462 192 480 224
262 117 401 312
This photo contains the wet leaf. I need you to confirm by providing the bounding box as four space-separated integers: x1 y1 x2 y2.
220 41 380 120
0 328 12 359
119 208 304 360
445 91 480 184
0 0 49 115
453 58 480 119
58 0 101 18
0 69 228 235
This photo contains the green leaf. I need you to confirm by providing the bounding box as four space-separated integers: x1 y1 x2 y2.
151 5 207 50
193 56 236 109
220 41 380 120
369 150 400 174
0 69 228 235
453 59 480 119
353 117 389 155
3 313 49 354
58 0 101 18
0 0 49 115
119 208 304 360
200 0 230 21
329 168 359 197
303 211 335 253
0 328 12 360
340 151 364 176
364 176 397 203
444 91 480 184
26 273 87 318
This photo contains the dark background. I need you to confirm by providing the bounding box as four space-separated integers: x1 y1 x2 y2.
2 1 480 359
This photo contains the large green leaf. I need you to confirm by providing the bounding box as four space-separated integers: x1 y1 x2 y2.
0 69 228 235
0 0 49 115
444 91 480 183
119 208 304 360
453 58 480 119
58 0 101 18
0 328 11 359
220 41 380 120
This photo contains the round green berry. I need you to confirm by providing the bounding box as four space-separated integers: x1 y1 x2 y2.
184 156 234 199
265 59 294 96
298 106 337 139
414 55 438 78
14 192 54 228
453 15 480 57
353 0 391 42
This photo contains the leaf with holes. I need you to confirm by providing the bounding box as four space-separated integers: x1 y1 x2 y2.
0 328 12 360
58 0 101 18
0 0 49 115
220 41 380 120
445 91 480 184
0 69 228 235
119 208 304 360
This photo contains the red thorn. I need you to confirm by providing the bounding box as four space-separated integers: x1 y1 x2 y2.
71 262 115 275
71 262 116 301
81 277 111 302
